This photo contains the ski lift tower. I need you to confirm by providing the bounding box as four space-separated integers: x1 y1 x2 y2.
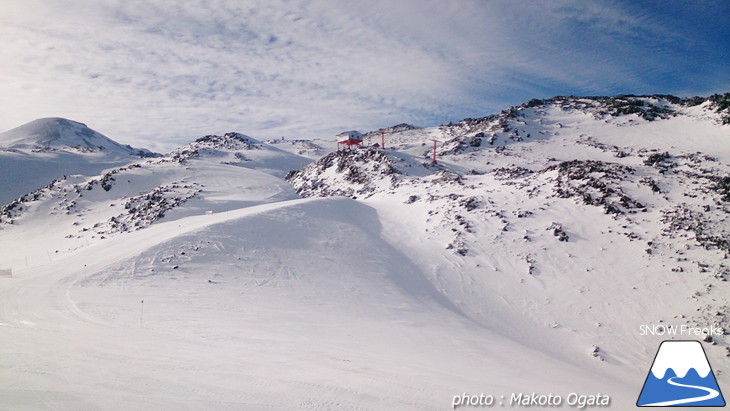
431 139 439 164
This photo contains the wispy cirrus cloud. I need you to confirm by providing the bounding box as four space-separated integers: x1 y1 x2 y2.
0 0 727 151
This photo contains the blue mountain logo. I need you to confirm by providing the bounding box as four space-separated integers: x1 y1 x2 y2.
637 340 726 407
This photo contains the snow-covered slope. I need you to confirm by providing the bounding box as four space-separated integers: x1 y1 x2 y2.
0 197 631 409
0 118 157 206
0 132 311 270
287 94 730 393
1 94 728 409
0 118 151 155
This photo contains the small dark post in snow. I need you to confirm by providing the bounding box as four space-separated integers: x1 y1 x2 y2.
431 139 439 164
381 130 385 149
140 300 144 328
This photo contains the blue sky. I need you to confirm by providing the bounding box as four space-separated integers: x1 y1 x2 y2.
1 0 728 151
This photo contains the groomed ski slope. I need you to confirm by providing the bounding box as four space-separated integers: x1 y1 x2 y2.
0 197 632 409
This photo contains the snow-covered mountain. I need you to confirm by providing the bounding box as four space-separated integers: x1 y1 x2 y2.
0 132 312 267
288 93 730 368
0 118 158 206
0 117 153 155
1 94 728 409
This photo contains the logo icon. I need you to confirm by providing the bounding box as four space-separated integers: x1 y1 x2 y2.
637 340 725 407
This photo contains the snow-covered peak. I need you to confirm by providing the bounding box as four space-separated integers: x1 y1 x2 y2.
363 123 419 139
0 117 154 157
192 132 261 150
287 148 400 198
166 132 262 160
0 118 160 206
164 131 312 178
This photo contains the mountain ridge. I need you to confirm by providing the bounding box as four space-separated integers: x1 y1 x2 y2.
0 117 156 157
0 92 728 409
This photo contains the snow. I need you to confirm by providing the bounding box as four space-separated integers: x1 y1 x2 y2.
0 118 144 155
0 197 632 409
0 118 155 205
1 95 728 409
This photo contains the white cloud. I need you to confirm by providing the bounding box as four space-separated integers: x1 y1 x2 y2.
0 0 726 152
